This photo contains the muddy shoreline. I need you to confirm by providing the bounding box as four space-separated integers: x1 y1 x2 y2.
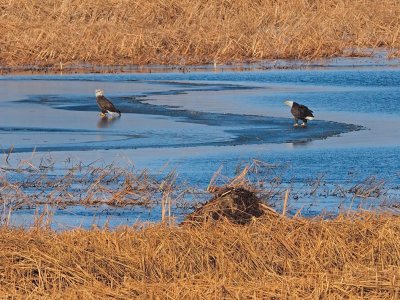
2 52 400 76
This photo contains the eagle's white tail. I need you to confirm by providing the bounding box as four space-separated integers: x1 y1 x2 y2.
305 116 314 120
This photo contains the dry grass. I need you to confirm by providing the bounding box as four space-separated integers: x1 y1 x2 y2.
0 213 399 298
0 157 192 212
1 0 400 69
1 156 398 219
1 158 400 298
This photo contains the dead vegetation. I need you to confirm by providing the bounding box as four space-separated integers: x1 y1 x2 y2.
0 212 400 298
183 187 278 225
1 157 400 298
1 0 400 70
0 157 184 211
0 156 398 219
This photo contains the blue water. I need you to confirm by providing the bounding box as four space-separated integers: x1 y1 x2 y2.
1 65 400 227
5 68 400 114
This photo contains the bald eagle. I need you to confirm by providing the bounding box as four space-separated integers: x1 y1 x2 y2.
284 100 314 127
95 89 121 117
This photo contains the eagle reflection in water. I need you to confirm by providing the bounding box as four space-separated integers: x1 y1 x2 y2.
97 115 120 128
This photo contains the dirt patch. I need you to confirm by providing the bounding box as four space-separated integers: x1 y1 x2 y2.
183 187 278 225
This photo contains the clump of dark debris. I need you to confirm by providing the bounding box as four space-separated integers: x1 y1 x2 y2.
183 187 278 225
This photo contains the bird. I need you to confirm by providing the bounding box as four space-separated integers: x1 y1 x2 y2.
95 89 121 117
284 100 314 127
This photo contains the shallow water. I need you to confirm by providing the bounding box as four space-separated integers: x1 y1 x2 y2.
1 65 400 228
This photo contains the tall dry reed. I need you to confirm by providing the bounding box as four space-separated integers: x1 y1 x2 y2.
0 213 399 298
1 0 400 69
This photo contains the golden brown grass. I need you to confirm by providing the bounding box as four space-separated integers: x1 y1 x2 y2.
1 213 400 299
1 0 400 69
1 159 399 298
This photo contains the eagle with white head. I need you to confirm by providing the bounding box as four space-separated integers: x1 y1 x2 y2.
95 89 121 117
284 100 314 127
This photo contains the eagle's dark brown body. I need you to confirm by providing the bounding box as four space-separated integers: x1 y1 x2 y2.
284 100 314 127
95 89 121 116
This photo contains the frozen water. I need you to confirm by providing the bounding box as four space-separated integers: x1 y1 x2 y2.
1 65 400 228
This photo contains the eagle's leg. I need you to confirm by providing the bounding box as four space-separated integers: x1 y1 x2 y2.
301 120 307 127
99 112 107 117
293 118 299 127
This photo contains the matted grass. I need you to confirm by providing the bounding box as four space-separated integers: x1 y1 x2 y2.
0 213 400 299
1 0 400 69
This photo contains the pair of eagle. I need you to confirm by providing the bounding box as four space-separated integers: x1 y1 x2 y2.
95 89 314 127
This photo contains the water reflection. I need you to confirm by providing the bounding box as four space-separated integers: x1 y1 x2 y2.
97 115 120 128
287 140 312 148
